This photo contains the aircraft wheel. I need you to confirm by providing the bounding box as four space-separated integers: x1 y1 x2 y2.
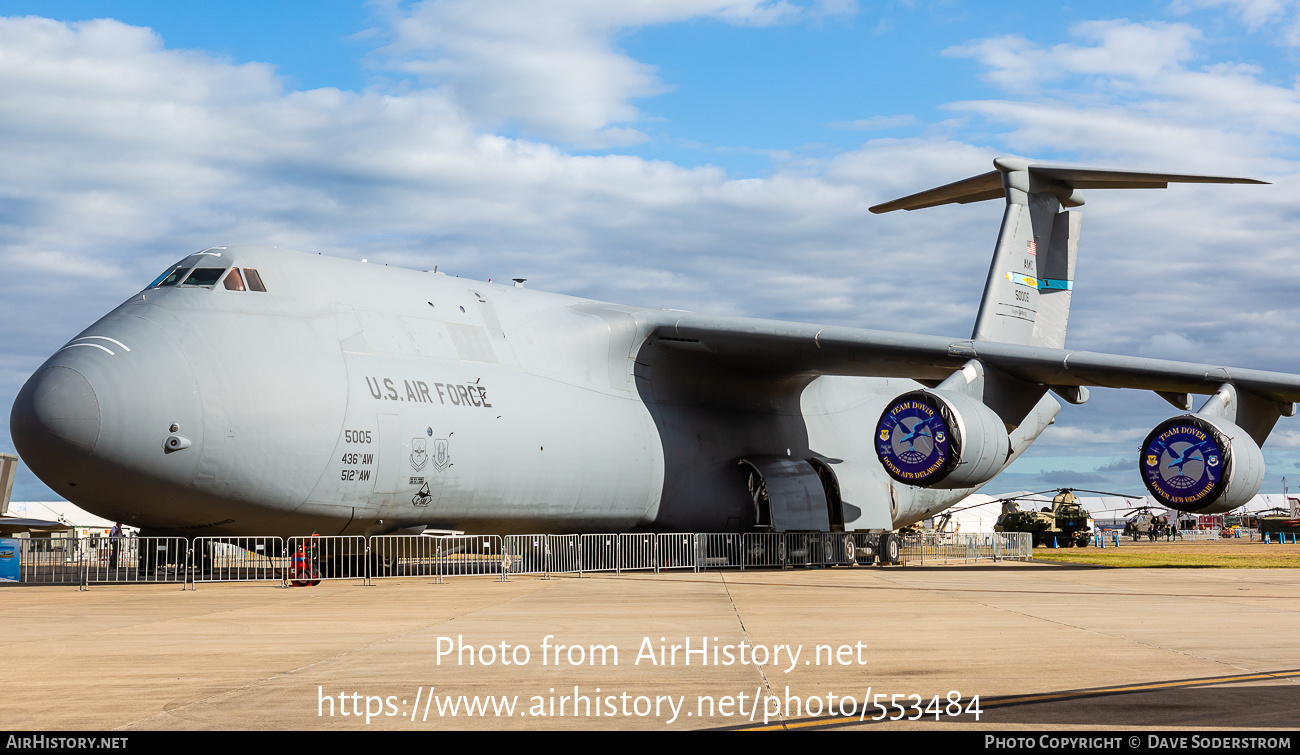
856 541 876 565
879 533 900 565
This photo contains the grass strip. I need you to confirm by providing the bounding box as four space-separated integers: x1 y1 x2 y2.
1033 550 1300 568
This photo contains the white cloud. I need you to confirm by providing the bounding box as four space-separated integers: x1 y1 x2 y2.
371 0 854 145
0 15 979 365
1172 0 1294 30
1267 428 1300 447
931 13 1300 493
939 18 1300 372
4 8 1300 501
1173 0 1300 46
946 20 1202 92
1033 425 1149 446
0 13 1292 361
1136 332 1200 361
828 115 917 130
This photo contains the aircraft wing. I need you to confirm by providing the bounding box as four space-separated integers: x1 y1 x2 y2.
644 313 1300 403
0 517 73 535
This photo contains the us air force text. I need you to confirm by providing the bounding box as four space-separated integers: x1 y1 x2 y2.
365 376 492 408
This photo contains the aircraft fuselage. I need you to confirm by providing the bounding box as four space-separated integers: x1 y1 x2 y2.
12 246 1039 538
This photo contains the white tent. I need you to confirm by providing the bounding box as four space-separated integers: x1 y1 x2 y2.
5 501 120 529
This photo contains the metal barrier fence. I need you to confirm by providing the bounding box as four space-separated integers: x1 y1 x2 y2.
657 533 697 571
695 533 858 570
547 535 583 576
433 535 504 579
618 534 658 572
1092 527 1222 545
741 532 787 568
190 537 286 585
19 537 190 587
18 537 87 584
368 535 507 581
284 535 369 585
502 534 550 576
697 533 745 570
784 533 821 567
580 534 621 573
12 531 1030 587
1094 531 1120 547
781 532 859 568
370 535 441 579
831 533 859 565
97 536 188 586
900 532 1032 565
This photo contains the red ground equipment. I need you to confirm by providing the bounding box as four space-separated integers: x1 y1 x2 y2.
291 534 321 587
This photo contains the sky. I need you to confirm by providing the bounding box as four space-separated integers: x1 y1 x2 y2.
3 0 1300 507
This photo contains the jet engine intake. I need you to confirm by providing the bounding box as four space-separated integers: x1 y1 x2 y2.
1139 414 1263 514
874 389 1010 489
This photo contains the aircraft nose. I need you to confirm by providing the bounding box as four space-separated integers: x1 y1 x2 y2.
11 365 101 463
12 313 205 510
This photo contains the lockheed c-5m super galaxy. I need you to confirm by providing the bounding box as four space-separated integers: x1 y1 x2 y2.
13 157 1300 562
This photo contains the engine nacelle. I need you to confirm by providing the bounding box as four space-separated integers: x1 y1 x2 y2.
1139 414 1264 514
874 389 1010 489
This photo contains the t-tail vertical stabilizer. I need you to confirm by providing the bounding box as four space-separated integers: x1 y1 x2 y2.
870 158 1265 348
870 158 1265 428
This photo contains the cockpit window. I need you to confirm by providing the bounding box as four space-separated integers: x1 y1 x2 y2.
149 266 191 288
244 268 267 292
180 268 227 288
222 268 246 291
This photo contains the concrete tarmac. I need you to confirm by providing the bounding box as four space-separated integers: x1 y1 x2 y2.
2 561 1298 731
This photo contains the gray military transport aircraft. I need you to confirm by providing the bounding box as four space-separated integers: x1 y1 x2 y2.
12 157 1300 562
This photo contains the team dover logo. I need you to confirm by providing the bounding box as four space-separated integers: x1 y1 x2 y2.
1141 420 1223 506
875 394 951 485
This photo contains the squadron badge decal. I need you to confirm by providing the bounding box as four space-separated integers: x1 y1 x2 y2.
433 438 451 472
410 438 428 472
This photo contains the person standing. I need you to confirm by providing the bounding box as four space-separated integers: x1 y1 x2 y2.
109 523 123 571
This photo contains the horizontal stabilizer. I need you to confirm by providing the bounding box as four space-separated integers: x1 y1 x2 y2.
868 171 1002 213
869 158 1266 214
1029 165 1267 189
